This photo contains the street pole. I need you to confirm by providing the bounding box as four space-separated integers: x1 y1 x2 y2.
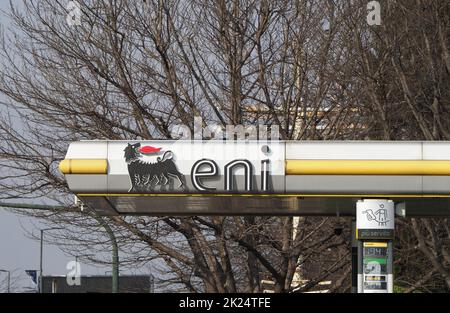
111 237 119 293
104 222 119 293
39 229 43 294
87 211 119 293
39 227 63 293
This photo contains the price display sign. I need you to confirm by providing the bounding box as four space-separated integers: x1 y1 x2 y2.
362 242 389 292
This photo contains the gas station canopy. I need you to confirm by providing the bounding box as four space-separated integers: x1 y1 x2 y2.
59 141 450 216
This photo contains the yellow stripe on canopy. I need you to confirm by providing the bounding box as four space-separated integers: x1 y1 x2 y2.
285 160 450 175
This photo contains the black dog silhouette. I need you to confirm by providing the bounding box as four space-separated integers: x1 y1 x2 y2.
124 143 185 192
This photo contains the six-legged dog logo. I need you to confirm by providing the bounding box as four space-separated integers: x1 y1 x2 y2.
124 143 185 192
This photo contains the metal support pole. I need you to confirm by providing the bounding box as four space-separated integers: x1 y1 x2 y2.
87 212 119 293
357 240 363 293
388 241 394 293
39 229 43 294
351 219 357 293
111 234 119 293
39 227 62 294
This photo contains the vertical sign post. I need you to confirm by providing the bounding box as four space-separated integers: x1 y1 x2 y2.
356 199 395 293
351 219 358 293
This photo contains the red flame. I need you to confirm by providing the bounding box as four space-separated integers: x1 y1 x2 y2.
139 146 162 154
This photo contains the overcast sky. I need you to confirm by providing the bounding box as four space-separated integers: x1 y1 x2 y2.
0 0 149 292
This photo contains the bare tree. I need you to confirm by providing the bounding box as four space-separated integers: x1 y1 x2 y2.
0 0 448 292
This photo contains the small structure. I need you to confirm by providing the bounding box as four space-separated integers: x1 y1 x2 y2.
41 275 154 293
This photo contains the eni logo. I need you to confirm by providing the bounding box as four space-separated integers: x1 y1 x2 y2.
191 145 271 192
124 143 272 193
